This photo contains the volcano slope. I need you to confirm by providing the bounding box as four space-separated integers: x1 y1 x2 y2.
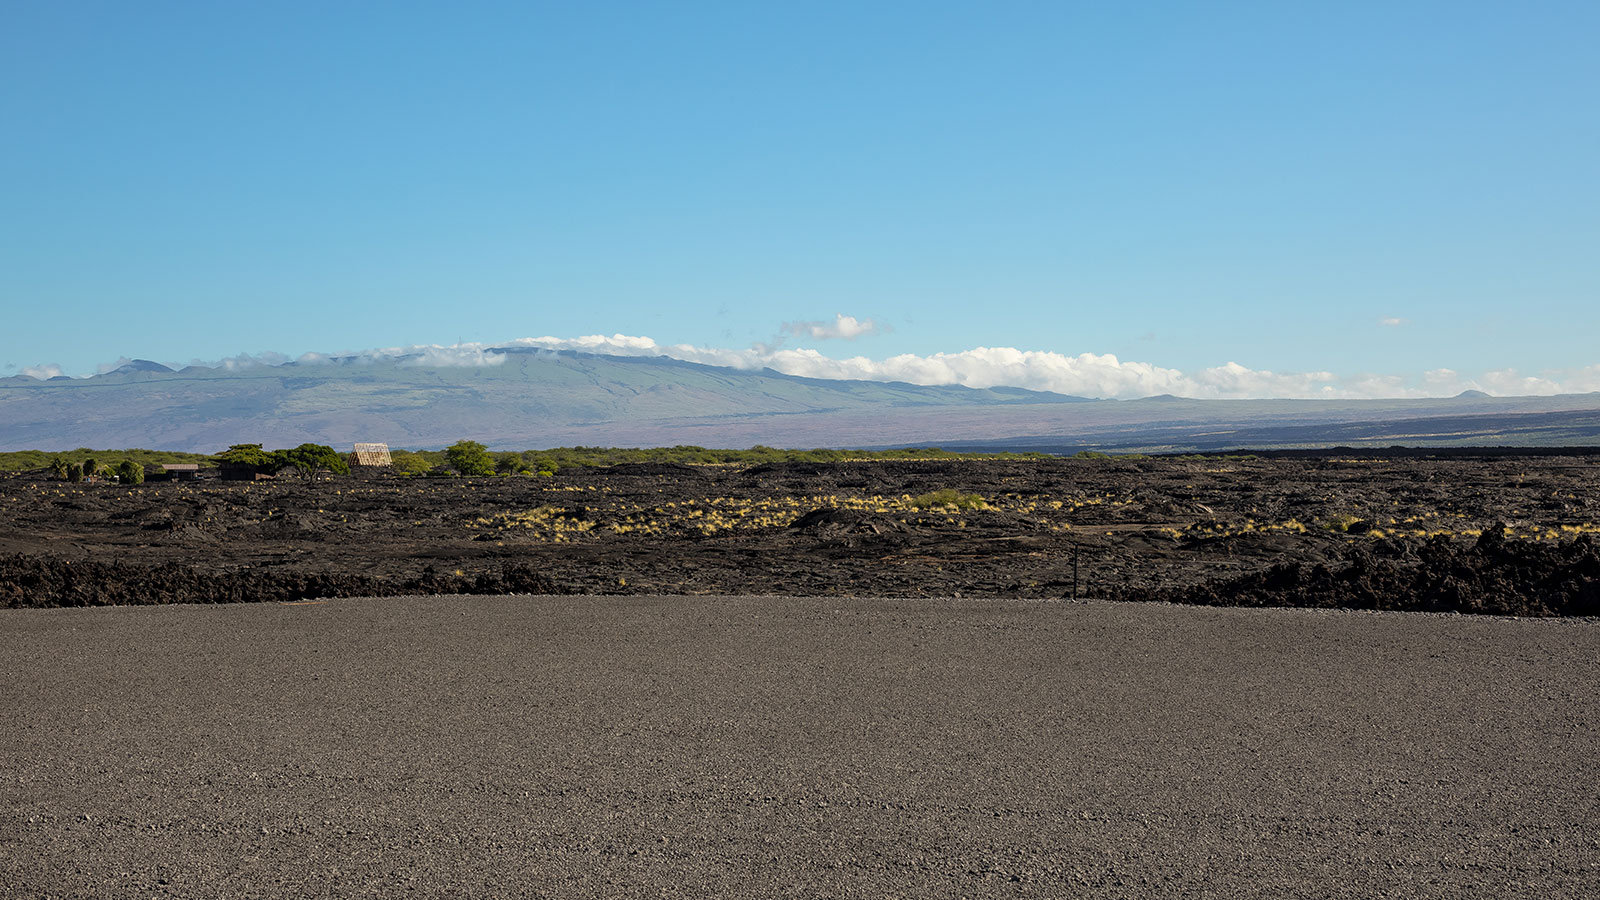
2 454 1600 614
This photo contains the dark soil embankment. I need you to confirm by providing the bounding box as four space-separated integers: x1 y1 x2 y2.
1130 528 1600 617
0 557 559 608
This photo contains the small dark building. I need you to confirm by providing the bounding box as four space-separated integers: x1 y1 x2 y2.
153 463 201 482
219 462 272 481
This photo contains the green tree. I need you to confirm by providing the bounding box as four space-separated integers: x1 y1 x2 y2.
67 462 84 483
115 460 145 485
275 443 349 483
81 457 98 481
493 452 531 475
445 440 495 476
389 449 434 477
214 443 278 474
49 456 70 480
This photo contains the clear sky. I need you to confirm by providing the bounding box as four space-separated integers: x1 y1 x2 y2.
3 2 1597 398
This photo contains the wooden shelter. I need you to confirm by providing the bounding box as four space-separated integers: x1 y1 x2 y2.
155 463 201 482
349 443 393 467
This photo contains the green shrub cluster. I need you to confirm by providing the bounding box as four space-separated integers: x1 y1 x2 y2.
908 489 988 510
2 448 213 473
383 444 1050 477
8 443 1055 481
40 454 151 483
1322 514 1364 533
213 443 348 481
388 449 435 477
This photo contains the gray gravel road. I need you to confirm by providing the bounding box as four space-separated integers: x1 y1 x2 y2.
3 596 1597 899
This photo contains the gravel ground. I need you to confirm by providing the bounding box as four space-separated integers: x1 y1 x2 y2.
2 596 1597 899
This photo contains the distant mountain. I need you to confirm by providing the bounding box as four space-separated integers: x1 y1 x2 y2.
0 347 1091 452
3 348 1599 453
107 359 177 376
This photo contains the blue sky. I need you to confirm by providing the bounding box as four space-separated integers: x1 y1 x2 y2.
3 2 1597 398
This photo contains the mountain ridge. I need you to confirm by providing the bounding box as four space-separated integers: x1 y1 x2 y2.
5 349 1600 453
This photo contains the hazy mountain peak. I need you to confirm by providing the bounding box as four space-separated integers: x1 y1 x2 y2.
107 359 176 376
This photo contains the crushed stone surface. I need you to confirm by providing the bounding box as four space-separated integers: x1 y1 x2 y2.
3 595 1597 898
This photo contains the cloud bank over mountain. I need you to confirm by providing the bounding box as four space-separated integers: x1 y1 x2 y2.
20 335 1600 401
452 336 1600 400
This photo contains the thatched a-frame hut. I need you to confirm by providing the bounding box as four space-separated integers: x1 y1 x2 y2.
349 443 393 467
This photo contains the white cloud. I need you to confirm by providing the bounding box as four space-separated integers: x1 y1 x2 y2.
20 363 64 380
1379 316 1410 327
494 335 1391 399
1478 368 1566 396
48 334 1600 400
198 346 507 369
498 334 1600 400
1561 364 1600 393
780 314 885 341
399 345 508 368
1188 361 1339 398
206 351 291 371
510 333 661 355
